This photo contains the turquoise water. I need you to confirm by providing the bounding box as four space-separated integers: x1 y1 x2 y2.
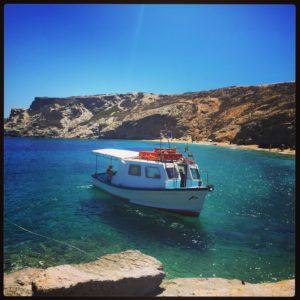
4 137 295 283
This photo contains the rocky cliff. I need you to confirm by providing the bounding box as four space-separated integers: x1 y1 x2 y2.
4 82 295 148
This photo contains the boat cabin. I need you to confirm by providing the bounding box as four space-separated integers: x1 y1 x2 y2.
92 148 203 189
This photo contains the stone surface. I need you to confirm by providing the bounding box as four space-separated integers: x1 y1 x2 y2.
157 277 295 297
4 82 295 148
3 255 295 297
32 250 165 296
3 267 43 296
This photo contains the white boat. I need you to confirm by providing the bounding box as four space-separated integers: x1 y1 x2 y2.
91 147 214 216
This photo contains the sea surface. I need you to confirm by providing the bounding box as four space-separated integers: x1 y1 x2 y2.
4 137 295 283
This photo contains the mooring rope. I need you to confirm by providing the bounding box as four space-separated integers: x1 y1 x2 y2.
4 218 98 259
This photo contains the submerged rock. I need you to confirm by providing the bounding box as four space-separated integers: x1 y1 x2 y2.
32 250 165 296
157 277 295 297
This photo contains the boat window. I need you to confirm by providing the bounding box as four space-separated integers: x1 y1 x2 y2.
166 167 178 179
145 166 161 179
177 164 186 174
190 168 200 179
128 164 141 176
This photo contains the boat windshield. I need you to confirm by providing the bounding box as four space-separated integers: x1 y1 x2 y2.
190 167 200 179
166 167 179 179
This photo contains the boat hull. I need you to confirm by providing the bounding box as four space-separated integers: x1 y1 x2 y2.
91 174 211 216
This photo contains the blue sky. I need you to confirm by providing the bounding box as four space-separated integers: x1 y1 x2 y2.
4 4 295 117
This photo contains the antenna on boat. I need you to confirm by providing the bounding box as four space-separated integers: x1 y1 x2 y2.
184 143 189 153
159 131 163 161
167 130 172 149
159 131 162 148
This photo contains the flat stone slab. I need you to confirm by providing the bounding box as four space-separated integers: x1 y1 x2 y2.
4 253 294 297
4 268 43 296
32 250 165 296
158 278 295 297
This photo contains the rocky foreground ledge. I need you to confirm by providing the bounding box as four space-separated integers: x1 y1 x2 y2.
4 250 295 297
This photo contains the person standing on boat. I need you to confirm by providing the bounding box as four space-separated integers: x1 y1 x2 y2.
179 170 186 187
106 165 115 183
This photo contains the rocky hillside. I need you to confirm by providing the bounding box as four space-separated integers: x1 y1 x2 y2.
4 82 295 148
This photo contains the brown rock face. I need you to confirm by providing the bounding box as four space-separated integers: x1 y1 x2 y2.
3 253 295 297
3 268 43 296
158 278 295 297
31 250 165 296
4 82 295 148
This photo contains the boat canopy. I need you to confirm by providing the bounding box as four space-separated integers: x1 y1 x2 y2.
92 148 139 159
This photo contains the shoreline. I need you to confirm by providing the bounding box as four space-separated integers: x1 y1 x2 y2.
4 135 295 156
142 139 295 156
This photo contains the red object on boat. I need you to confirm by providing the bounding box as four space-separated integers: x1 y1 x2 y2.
154 147 177 154
138 151 159 161
139 148 182 161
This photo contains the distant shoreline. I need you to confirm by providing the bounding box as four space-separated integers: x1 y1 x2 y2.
142 139 296 156
4 135 295 156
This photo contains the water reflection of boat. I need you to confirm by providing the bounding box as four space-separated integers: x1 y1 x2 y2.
91 146 213 217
